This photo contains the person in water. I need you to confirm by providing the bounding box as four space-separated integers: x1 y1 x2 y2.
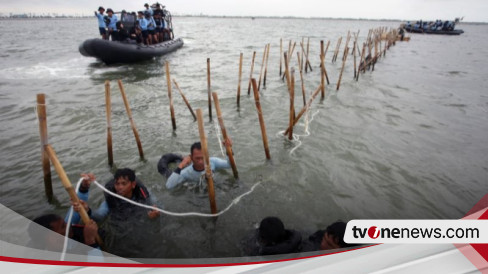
301 221 357 251
71 169 160 223
29 214 103 261
243 216 302 256
94 6 107 40
165 140 232 189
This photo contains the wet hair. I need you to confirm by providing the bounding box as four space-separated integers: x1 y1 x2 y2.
259 217 286 245
32 214 61 231
326 221 347 247
190 142 202 155
114 168 136 182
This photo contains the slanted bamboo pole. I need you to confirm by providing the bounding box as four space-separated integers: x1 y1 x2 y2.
336 47 349 91
332 37 342 63
299 42 313 72
257 44 267 91
357 43 366 81
37 93 53 201
173 79 197 120
323 40 331 84
236 52 243 107
297 52 306 106
207 58 212 121
165 62 177 130
251 79 271 160
117 80 144 159
104 81 113 166
301 37 305 72
282 42 297 81
263 43 270 88
288 68 295 140
247 51 256 95
196 109 217 214
212 92 238 179
284 85 322 135
342 31 351 61
305 37 311 72
45 144 103 246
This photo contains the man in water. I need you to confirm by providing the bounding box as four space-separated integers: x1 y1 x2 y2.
165 140 232 189
94 6 107 40
71 169 160 222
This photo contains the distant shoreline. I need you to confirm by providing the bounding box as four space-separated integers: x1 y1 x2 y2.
0 15 485 24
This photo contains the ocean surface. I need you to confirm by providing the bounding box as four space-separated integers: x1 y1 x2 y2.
0 17 487 260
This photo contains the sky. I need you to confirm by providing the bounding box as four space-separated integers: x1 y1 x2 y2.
1 0 487 22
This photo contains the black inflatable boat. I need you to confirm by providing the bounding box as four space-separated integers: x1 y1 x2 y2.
79 37 184 64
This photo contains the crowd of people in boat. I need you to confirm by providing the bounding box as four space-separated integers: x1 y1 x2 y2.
94 3 173 45
30 141 359 259
405 20 457 31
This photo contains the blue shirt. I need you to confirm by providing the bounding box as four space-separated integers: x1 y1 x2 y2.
107 14 118 30
147 17 156 30
166 157 231 189
138 18 148 31
95 12 105 28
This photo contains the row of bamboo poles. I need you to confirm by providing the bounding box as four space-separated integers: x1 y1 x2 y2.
38 26 404 215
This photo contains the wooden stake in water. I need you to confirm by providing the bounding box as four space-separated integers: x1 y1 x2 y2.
251 78 271 160
237 52 243 107
320 40 325 97
118 80 144 159
104 81 113 166
336 47 349 91
207 58 212 121
45 144 103 246
258 44 267 91
305 37 311 72
173 79 197 121
196 109 217 214
288 68 295 140
297 52 306 106
164 62 177 130
247 51 256 95
263 43 270 88
212 92 239 179
357 43 366 81
284 85 322 135
36 93 53 201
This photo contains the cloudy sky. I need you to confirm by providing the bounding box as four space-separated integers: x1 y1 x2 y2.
1 0 487 22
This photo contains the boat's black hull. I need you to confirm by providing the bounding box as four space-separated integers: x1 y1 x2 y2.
404 27 464 35
79 38 184 64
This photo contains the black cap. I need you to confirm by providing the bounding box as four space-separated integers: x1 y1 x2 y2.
144 3 149 7
98 6 105 11
107 8 113 13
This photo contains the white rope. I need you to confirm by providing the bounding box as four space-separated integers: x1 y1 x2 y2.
214 121 226 158
278 106 320 155
91 177 263 217
61 178 83 261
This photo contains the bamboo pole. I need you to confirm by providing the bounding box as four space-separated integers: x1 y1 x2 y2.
173 79 197 120
323 40 331 85
257 44 267 91
305 37 311 72
282 42 297 81
283 52 291 93
164 62 177 130
207 58 212 121
288 68 295 140
236 52 243 107
104 81 113 166
297 52 306 106
37 94 53 201
320 40 325 97
45 144 103 245
284 85 322 135
251 79 271 160
299 42 313 72
357 43 366 81
212 92 238 179
336 47 349 91
279 38 283 77
332 37 342 63
342 31 351 61
117 80 144 159
301 37 305 72
247 51 257 95
263 43 270 88
196 109 217 214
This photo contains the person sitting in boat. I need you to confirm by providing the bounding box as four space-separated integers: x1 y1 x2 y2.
29 213 103 261
137 11 149 45
94 6 107 40
165 140 232 189
145 11 158 44
153 4 165 42
105 8 118 41
113 21 130 42
71 169 161 223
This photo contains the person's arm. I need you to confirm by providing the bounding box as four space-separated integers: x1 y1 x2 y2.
66 174 94 224
166 155 192 189
210 157 231 171
89 201 109 222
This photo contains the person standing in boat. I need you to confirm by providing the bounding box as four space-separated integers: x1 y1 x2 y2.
106 8 118 41
144 3 153 17
153 4 165 43
165 140 232 189
146 11 158 44
137 11 149 45
94 6 107 40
